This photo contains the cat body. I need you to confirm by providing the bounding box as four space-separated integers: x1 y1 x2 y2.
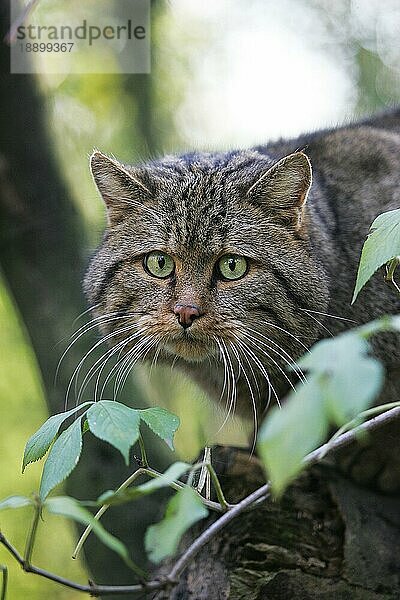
85 110 400 431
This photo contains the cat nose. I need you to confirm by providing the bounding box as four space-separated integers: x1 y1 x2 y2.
174 303 201 329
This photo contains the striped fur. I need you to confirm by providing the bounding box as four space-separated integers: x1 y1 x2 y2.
84 111 400 429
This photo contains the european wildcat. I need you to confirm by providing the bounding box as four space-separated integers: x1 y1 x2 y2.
84 110 400 488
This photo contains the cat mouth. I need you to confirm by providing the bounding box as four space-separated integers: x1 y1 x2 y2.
163 333 214 362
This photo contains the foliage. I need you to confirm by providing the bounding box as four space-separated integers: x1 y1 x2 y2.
98 462 191 505
22 402 179 500
86 401 141 466
145 486 208 563
0 494 143 576
258 316 397 496
139 408 180 451
39 418 83 501
1 208 400 597
353 208 400 302
259 207 400 495
22 403 92 472
0 280 87 599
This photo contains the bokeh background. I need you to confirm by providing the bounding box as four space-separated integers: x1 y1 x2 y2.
1 0 400 597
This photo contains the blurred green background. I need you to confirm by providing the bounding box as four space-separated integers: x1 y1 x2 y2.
1 0 400 597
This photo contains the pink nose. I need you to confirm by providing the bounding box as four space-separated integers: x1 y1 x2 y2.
174 303 201 329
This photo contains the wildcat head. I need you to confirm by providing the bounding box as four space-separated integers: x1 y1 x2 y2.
84 149 329 410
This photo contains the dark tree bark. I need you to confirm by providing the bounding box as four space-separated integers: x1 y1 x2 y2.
156 445 400 600
3 3 399 599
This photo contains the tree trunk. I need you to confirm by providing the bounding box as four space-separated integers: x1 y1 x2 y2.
0 1 168 589
156 445 400 600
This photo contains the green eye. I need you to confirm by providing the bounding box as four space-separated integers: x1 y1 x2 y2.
218 254 248 280
145 251 175 279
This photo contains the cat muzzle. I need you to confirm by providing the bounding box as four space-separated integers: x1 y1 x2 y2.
173 303 202 329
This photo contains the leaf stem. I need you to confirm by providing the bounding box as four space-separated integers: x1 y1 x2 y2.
320 400 400 458
206 463 229 511
72 467 149 559
23 500 40 567
385 257 400 296
3 405 400 596
138 434 148 468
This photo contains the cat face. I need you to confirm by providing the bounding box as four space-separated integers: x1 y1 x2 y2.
84 149 330 409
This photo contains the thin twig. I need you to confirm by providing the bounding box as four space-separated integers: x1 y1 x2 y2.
206 463 229 511
317 401 400 457
385 257 400 296
4 0 41 45
167 482 270 582
0 532 159 595
73 464 228 560
0 564 8 600
304 405 400 465
138 435 149 468
72 468 149 560
2 405 400 596
23 502 40 566
196 447 211 495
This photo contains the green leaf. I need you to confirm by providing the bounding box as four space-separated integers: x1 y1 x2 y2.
87 401 140 465
45 496 145 576
353 208 400 302
259 327 387 496
39 418 83 500
98 461 191 505
257 377 328 497
358 314 400 338
298 333 384 424
145 486 208 563
139 407 180 450
23 402 91 472
0 496 33 510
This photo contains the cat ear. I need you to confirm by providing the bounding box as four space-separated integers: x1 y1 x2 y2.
90 150 151 225
246 152 312 228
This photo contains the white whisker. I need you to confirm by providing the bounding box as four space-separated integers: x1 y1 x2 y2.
114 337 157 399
217 339 237 432
303 311 333 336
230 342 258 452
234 336 280 407
56 311 140 386
71 303 101 326
260 321 310 352
245 327 307 384
299 307 357 324
214 337 228 408
66 323 141 406
111 337 150 398
94 331 146 402
78 328 143 404
240 334 296 394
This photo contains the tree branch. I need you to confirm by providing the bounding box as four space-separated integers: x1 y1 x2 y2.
2 405 400 596
305 405 400 465
3 0 40 44
167 482 270 583
0 564 8 600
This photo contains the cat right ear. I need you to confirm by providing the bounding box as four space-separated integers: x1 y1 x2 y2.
90 150 151 225
246 152 312 228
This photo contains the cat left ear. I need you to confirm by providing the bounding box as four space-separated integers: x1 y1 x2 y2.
90 150 151 225
246 152 312 228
